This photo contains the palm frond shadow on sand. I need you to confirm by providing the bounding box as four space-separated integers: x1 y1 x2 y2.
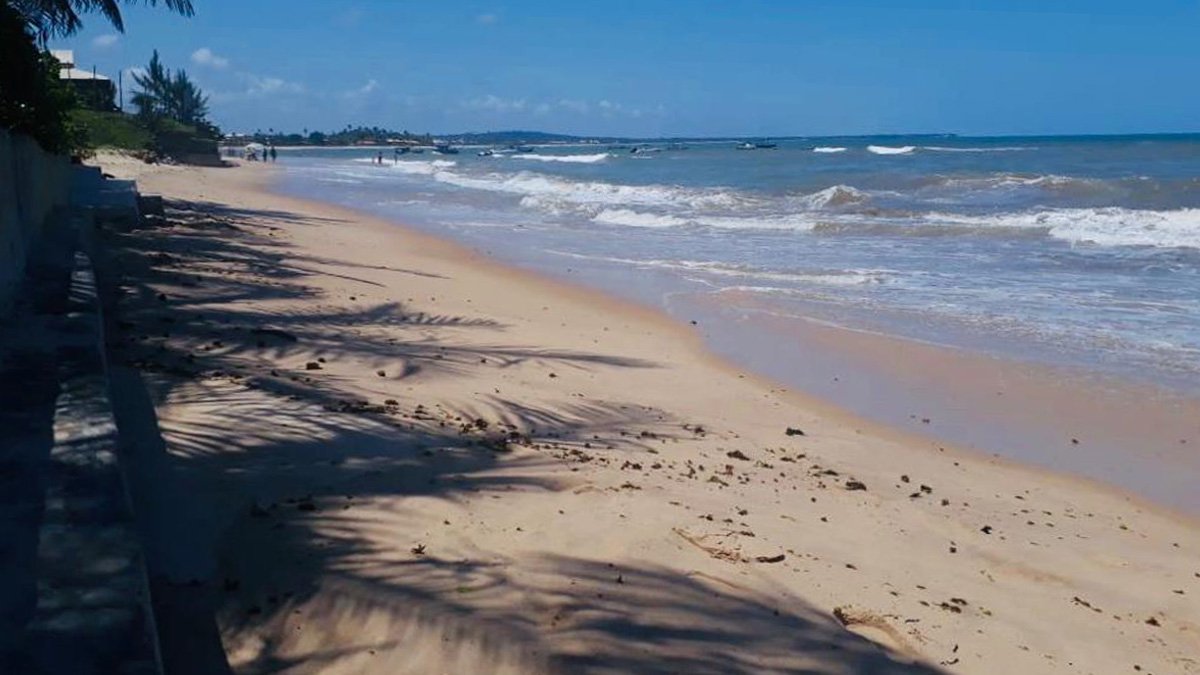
99 197 942 674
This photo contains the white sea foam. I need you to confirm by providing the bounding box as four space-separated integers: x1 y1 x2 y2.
922 146 1035 153
377 159 458 175
812 146 847 153
938 174 1081 189
546 250 893 285
793 184 869 209
426 170 744 211
925 208 1200 249
867 145 916 155
587 208 820 231
507 152 611 164
592 209 688 228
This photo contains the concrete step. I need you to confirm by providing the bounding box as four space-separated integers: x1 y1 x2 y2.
0 216 160 674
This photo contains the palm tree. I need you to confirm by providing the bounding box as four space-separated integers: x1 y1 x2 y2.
166 67 208 125
8 0 194 40
131 49 169 120
131 49 208 127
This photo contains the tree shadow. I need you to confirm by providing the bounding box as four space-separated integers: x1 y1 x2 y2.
96 196 941 674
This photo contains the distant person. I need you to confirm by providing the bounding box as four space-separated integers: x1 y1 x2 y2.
269 145 277 162
377 151 384 165
394 147 401 165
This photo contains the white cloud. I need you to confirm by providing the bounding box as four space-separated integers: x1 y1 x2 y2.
340 79 379 100
92 34 119 48
191 47 230 69
476 13 498 25
595 99 656 118
210 72 306 103
244 74 304 95
466 94 527 113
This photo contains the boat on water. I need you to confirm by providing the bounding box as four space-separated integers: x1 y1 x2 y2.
735 142 756 150
755 142 778 149
509 145 535 153
477 149 495 157
434 144 460 155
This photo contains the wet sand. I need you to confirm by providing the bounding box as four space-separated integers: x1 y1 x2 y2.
675 289 1200 515
94 154 1200 674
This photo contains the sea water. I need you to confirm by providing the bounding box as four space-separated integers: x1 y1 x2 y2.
276 136 1200 396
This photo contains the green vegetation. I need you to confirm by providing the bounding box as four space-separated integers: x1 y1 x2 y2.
0 0 195 154
131 49 215 135
241 126 617 147
69 109 153 151
0 5 82 153
240 125 432 147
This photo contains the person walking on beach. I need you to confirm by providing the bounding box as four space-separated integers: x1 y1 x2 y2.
269 145 277 162
377 151 384 165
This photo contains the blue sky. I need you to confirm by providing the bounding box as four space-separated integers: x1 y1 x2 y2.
51 0 1200 137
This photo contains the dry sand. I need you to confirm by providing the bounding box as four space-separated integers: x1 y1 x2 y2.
92 153 1199 674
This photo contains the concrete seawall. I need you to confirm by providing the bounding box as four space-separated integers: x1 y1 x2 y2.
0 129 72 316
1 151 161 673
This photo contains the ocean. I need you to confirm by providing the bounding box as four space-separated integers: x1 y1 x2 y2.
270 135 1200 510
276 135 1200 392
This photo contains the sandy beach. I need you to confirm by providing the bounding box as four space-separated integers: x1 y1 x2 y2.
92 154 1199 674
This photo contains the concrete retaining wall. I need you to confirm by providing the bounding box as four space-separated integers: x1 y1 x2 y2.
0 129 71 316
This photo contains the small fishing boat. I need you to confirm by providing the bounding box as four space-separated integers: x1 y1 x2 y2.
434 144 460 155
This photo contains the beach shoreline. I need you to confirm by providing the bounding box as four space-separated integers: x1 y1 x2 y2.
271 155 1200 518
94 154 1200 674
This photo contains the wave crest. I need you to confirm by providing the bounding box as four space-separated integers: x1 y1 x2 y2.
867 145 916 155
592 209 688 228
793 185 869 209
507 152 611 164
922 146 1035 153
937 208 1200 249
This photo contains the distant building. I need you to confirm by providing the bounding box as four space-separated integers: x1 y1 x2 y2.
49 49 116 111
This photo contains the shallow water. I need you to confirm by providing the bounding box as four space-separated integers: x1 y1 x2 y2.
276 136 1200 395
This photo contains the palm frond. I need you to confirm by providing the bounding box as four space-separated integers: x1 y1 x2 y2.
8 0 194 38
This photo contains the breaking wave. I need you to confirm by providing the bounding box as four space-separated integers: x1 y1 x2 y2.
347 158 1200 249
925 208 1200 249
507 152 611 164
379 159 458 175
792 184 869 209
867 145 916 155
923 146 1035 153
592 209 688 228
